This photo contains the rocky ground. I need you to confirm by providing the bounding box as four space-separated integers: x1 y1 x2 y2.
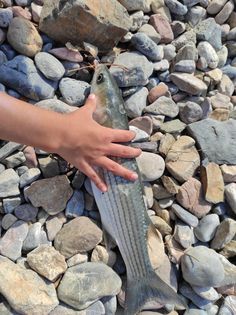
0 0 236 314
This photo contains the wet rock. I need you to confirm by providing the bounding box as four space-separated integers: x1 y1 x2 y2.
39 0 131 52
0 255 58 314
181 246 225 287
54 217 102 258
25 175 73 215
211 218 236 250
7 17 42 57
170 73 207 95
166 136 200 183
194 214 220 242
57 262 121 310
27 244 67 282
0 169 20 198
136 152 165 181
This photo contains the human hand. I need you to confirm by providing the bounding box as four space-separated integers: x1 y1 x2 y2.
56 94 141 192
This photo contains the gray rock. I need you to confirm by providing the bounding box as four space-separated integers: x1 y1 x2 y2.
211 218 236 250
59 78 90 106
218 74 234 96
163 44 176 61
35 52 65 81
0 56 57 101
0 220 28 261
0 163 5 174
194 214 220 242
165 0 188 15
2 197 21 214
131 33 164 61
3 151 26 168
57 262 122 310
175 43 198 64
197 42 219 69
225 183 236 214
45 215 64 241
186 6 206 26
187 119 236 164
144 96 179 118
0 169 20 198
22 222 42 252
218 295 236 315
171 203 199 227
174 60 196 73
65 190 84 218
191 285 221 302
173 220 195 249
172 30 196 51
124 87 148 118
153 59 169 72
101 296 117 315
217 46 228 68
181 246 225 287
170 73 207 95
215 0 234 25
160 119 186 134
49 301 105 314
0 51 7 66
1 213 17 230
0 8 13 28
138 24 161 44
222 65 236 79
19 168 41 188
179 101 203 124
195 18 222 51
0 142 22 161
184 306 207 315
136 152 165 181
14 203 38 222
217 254 236 287
207 0 228 15
110 52 153 87
35 99 76 114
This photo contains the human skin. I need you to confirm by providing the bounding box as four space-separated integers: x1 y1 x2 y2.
0 92 141 192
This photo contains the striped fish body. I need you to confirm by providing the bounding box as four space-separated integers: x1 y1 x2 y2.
91 65 186 315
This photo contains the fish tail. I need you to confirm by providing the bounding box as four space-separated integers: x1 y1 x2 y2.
124 269 187 315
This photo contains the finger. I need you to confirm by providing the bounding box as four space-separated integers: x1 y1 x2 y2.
110 129 137 143
105 143 141 158
81 94 97 116
77 160 107 192
96 157 138 181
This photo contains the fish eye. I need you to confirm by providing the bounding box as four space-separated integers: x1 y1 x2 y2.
97 73 104 84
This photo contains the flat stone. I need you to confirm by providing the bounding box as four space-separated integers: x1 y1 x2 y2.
181 246 225 287
207 0 228 14
54 217 103 258
2 197 21 214
19 168 41 188
49 47 83 63
149 13 174 44
187 119 236 165
211 218 236 250
7 17 42 57
59 78 90 106
67 253 88 267
194 214 220 242
170 73 207 95
0 55 57 101
166 136 200 183
27 244 67 282
173 221 195 249
124 87 149 118
39 0 131 52
162 176 180 195
0 255 58 314
221 165 236 182
0 220 28 261
176 177 212 218
0 142 22 162
110 52 153 87
25 175 73 215
136 152 165 181
179 101 203 124
174 60 196 73
3 151 26 168
45 215 64 241
144 96 179 118
160 119 186 134
0 169 20 198
171 203 199 227
57 262 121 310
200 163 224 204
35 52 65 81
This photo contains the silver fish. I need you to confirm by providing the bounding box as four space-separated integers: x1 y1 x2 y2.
91 64 186 315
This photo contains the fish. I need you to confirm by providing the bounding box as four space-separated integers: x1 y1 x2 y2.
90 64 186 315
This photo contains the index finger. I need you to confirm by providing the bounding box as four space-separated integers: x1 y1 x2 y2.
110 129 136 143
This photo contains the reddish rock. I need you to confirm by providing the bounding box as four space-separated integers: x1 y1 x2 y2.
12 6 32 20
49 48 83 62
129 116 153 135
149 14 174 44
148 82 169 103
23 146 38 168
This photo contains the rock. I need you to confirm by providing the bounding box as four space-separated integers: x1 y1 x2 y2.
59 78 90 106
173 221 195 249
35 52 65 81
0 8 13 28
57 262 121 310
200 163 224 204
91 245 117 267
151 215 172 236
144 96 179 118
220 165 236 182
14 203 38 222
1 213 17 230
149 14 174 44
38 156 60 178
19 168 41 188
67 253 88 267
129 116 153 136
148 82 169 103
165 0 188 15
165 136 200 183
192 286 221 303
65 190 84 218
215 0 234 25
218 296 236 315
118 0 152 12
160 119 186 134
220 240 236 259
0 256 58 314
186 6 206 27
187 119 236 165
171 203 199 227
164 44 176 61
45 215 63 241
131 33 163 61
194 214 220 242
136 152 165 181
22 222 43 252
217 254 236 287
27 244 67 282
49 47 83 62
174 60 196 73
181 246 225 287
54 217 102 258
12 5 32 20
179 101 203 124
218 75 234 96
165 234 185 264
138 24 161 44
124 87 148 118
39 0 131 52
2 197 21 214
110 52 153 87
7 17 42 57
159 133 175 157
207 0 228 15
195 18 222 51
211 218 236 250
210 93 231 109
0 169 20 198
3 151 26 168
170 73 207 95
176 177 212 218
0 55 57 100
25 175 73 215
197 42 219 69
31 2 42 23
0 220 28 261
35 99 75 114
225 183 236 214
101 296 117 315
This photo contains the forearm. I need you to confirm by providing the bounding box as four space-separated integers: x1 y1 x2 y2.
0 92 65 152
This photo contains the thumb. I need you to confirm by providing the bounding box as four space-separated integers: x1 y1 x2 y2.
82 93 97 116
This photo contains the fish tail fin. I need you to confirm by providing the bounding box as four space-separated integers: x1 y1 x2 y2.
124 269 187 315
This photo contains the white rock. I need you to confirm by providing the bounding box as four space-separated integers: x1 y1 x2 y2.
136 152 165 181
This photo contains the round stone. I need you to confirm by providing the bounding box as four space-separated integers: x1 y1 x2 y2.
136 152 165 181
0 8 13 28
35 52 65 81
59 78 90 106
179 101 203 124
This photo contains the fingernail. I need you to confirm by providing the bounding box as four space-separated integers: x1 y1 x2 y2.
100 184 107 192
131 173 138 181
88 93 96 100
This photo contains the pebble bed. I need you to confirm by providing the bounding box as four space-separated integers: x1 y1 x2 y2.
0 0 236 314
